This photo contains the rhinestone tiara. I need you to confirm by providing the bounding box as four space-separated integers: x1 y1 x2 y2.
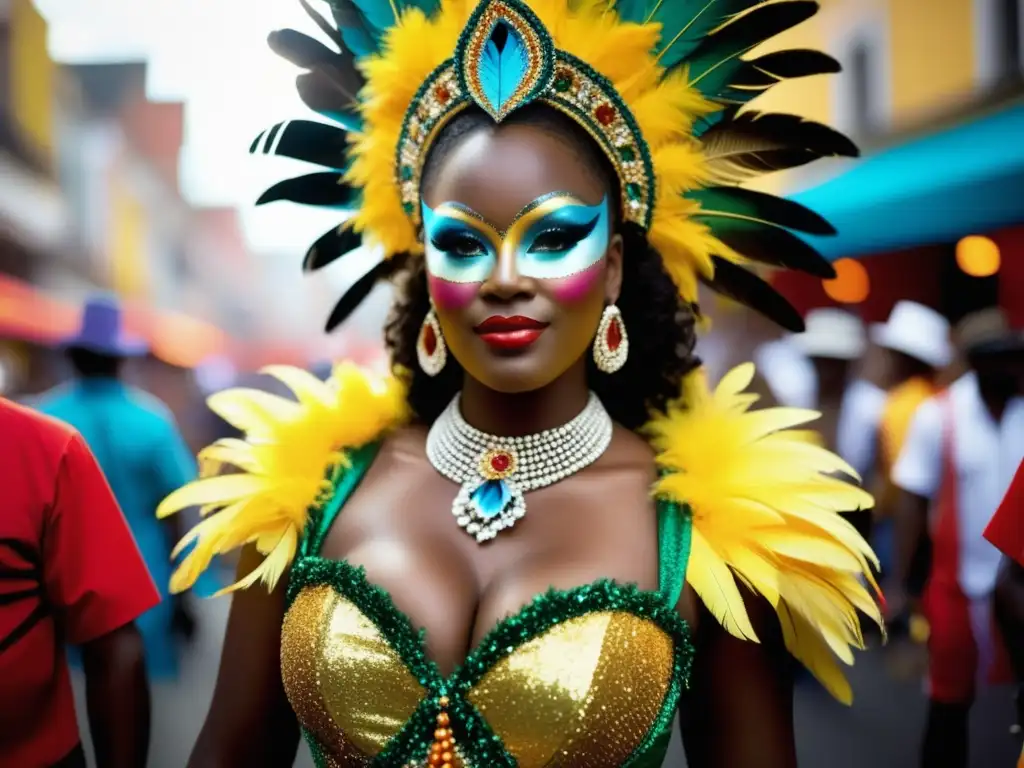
395 0 655 232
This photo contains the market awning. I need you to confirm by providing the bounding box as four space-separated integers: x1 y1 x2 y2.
792 100 1024 260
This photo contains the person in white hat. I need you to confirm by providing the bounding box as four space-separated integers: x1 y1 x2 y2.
755 307 865 415
835 302 953 565
890 307 1024 768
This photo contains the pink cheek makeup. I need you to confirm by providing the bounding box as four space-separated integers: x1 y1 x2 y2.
543 260 605 304
427 273 481 311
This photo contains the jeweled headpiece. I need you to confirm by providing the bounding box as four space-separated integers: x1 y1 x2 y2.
253 0 857 331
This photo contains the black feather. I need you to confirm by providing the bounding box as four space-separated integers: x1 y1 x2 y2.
702 256 805 332
250 120 350 169
712 220 836 279
732 49 841 89
304 222 363 272
683 1 820 95
700 110 858 184
297 67 363 119
689 187 836 235
298 0 346 49
325 259 393 332
256 172 356 207
267 28 339 68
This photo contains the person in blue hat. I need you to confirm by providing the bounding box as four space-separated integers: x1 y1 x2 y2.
33 294 200 681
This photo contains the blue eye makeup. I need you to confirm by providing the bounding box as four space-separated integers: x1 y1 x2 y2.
422 194 610 284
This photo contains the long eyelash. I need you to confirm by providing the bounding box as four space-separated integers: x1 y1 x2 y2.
532 215 601 245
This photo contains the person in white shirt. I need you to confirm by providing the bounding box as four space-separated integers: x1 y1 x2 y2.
890 308 1024 768
836 302 952 576
837 301 952 483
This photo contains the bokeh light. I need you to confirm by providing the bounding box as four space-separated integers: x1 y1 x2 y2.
823 258 870 303
955 235 1001 277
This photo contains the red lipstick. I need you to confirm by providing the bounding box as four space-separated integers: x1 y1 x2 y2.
474 315 549 349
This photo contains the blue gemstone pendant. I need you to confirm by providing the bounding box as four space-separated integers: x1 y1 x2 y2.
453 475 526 543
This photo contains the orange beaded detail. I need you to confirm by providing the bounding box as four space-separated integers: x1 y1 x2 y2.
426 696 459 768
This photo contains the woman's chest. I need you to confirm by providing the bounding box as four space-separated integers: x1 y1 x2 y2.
279 461 685 766
281 562 686 768
317 463 662 672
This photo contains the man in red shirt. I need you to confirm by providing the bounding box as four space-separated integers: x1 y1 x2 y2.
990 458 1024 767
0 398 161 766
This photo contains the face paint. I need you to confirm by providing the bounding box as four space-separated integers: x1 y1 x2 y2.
422 193 610 302
544 260 605 304
426 273 479 310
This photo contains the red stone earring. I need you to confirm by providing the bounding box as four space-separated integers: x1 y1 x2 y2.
593 304 628 373
417 307 447 377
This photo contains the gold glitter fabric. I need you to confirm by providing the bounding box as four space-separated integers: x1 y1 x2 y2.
467 611 674 767
281 585 427 763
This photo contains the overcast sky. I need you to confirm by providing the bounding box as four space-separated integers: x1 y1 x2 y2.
35 0 354 255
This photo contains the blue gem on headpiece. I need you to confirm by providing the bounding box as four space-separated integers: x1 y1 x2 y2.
456 0 555 123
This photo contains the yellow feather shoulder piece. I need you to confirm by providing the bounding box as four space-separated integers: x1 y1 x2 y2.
157 363 408 596
645 363 882 705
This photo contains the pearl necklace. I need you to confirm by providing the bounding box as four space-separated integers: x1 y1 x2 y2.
426 393 613 543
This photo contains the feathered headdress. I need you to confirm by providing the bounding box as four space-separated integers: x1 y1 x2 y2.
251 0 856 332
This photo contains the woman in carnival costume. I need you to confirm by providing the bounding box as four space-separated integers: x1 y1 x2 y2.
162 1 882 765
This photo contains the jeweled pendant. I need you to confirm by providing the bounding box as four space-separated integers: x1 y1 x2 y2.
452 477 526 543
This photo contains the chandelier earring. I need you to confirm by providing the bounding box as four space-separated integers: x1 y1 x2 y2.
417 307 447 377
593 304 628 374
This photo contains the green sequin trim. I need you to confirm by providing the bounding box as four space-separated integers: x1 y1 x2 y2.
542 50 656 230
394 62 471 227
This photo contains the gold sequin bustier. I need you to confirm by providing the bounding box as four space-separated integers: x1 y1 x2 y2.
282 561 691 768
278 446 694 768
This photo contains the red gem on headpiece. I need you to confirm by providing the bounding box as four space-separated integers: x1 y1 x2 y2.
490 453 511 473
595 104 616 126
607 317 622 351
423 323 438 356
435 84 451 104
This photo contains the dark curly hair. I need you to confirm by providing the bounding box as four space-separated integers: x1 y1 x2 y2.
384 104 700 430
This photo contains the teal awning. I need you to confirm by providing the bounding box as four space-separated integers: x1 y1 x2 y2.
792 101 1024 260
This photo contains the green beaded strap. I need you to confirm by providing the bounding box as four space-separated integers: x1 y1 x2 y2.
301 441 382 558
655 499 693 612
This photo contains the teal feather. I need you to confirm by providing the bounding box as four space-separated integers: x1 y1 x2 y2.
478 23 530 117
339 0 397 33
676 1 819 98
326 0 381 56
400 0 441 14
641 0 761 70
688 187 835 235
612 0 649 22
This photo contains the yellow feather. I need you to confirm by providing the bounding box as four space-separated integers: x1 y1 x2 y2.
687 528 759 641
647 364 883 703
160 364 408 595
777 601 854 705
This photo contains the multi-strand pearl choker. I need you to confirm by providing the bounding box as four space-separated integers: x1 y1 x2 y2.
426 393 613 543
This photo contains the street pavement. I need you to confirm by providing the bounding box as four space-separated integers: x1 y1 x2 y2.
74 600 1020 767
